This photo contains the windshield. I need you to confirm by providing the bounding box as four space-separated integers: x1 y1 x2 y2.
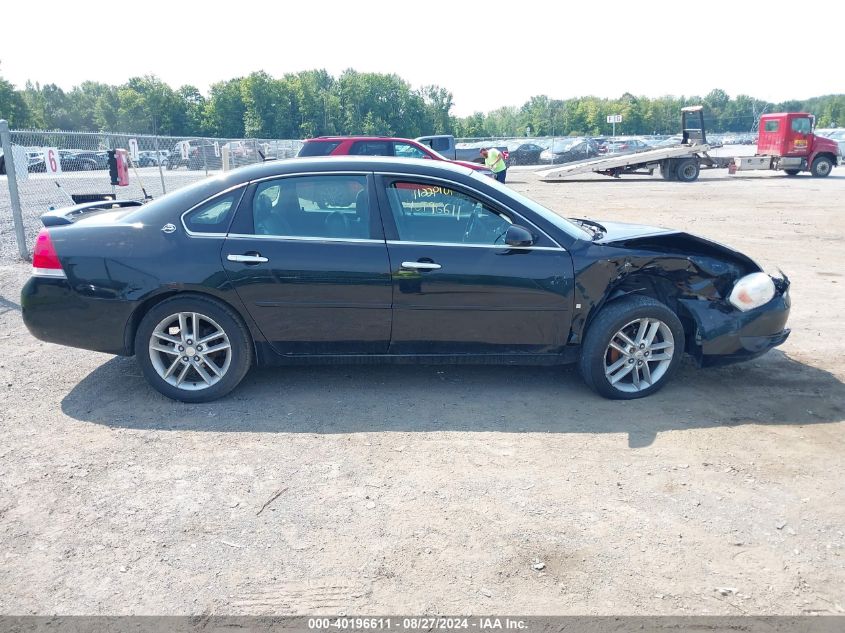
470 171 591 240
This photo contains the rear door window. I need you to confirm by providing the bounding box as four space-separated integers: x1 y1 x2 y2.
350 141 392 156
297 141 341 157
250 175 372 240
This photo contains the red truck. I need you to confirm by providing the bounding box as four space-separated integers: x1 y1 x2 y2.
539 106 842 182
731 112 840 177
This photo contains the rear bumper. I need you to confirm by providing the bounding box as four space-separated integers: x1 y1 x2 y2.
21 276 135 355
679 289 791 366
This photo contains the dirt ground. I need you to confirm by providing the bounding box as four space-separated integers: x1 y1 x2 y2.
0 167 844 615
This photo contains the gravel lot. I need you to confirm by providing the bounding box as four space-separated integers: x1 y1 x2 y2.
1 166 844 615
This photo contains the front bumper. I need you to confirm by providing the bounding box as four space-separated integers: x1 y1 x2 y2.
679 289 791 366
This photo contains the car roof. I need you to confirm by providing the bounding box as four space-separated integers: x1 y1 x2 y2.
213 155 477 184
305 136 414 143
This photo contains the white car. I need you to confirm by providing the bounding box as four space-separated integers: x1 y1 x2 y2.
822 130 845 157
137 150 171 166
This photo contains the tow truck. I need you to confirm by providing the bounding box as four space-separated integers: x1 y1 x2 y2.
537 106 841 182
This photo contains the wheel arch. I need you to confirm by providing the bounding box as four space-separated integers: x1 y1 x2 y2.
580 272 697 354
123 289 257 358
810 151 836 167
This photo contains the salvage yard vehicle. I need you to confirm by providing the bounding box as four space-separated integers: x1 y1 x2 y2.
22 157 791 402
297 135 494 177
538 106 842 182
732 112 839 177
414 135 512 165
166 140 221 170
539 137 601 164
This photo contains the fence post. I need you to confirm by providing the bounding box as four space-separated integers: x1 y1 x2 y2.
0 120 30 260
154 134 167 195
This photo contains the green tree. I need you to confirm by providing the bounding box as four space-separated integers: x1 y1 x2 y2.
0 72 30 127
205 78 246 138
116 75 184 134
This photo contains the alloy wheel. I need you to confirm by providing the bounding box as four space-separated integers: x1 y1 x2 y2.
148 311 232 391
604 317 675 393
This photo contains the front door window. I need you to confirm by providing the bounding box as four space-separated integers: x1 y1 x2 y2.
385 181 512 245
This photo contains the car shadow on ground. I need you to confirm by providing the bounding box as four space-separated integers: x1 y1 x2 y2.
61 350 844 448
0 294 22 315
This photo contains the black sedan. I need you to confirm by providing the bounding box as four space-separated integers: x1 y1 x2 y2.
22 157 791 402
505 142 547 166
539 138 600 164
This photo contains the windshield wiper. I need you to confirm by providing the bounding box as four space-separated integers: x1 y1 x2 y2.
570 218 607 240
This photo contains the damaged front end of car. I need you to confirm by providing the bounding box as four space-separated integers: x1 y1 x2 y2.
570 222 791 366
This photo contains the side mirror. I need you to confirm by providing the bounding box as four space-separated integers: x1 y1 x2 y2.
505 225 535 247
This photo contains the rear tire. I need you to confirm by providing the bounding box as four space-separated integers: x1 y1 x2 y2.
784 169 800 176
675 158 700 182
660 162 676 180
578 296 684 400
134 295 253 403
810 156 832 178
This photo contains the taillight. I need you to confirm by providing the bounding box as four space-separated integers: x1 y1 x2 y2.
32 229 66 278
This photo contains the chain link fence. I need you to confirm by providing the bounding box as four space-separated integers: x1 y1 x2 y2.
0 127 303 261
2 127 701 262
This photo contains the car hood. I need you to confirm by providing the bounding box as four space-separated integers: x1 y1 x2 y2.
453 160 489 171
591 220 675 242
588 219 760 273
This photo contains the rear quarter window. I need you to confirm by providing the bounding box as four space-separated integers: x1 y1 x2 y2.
183 190 242 234
297 141 341 157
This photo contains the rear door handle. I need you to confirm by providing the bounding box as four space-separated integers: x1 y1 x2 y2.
227 254 269 264
401 261 441 270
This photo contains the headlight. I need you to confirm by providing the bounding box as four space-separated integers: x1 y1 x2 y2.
729 272 776 311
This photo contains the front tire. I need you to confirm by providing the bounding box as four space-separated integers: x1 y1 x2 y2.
134 295 253 402
578 296 684 399
810 156 832 178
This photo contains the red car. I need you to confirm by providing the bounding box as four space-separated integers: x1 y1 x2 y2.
297 136 494 177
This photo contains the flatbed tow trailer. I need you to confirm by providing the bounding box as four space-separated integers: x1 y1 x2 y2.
537 106 840 183
537 106 725 183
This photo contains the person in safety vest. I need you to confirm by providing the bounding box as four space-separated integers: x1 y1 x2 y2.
479 147 507 183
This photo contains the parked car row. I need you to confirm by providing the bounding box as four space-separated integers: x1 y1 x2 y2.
17 149 111 172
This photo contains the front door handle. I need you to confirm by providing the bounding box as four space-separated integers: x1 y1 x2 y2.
227 253 269 264
401 261 441 270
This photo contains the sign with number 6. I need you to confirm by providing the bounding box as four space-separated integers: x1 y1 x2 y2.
44 147 62 174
